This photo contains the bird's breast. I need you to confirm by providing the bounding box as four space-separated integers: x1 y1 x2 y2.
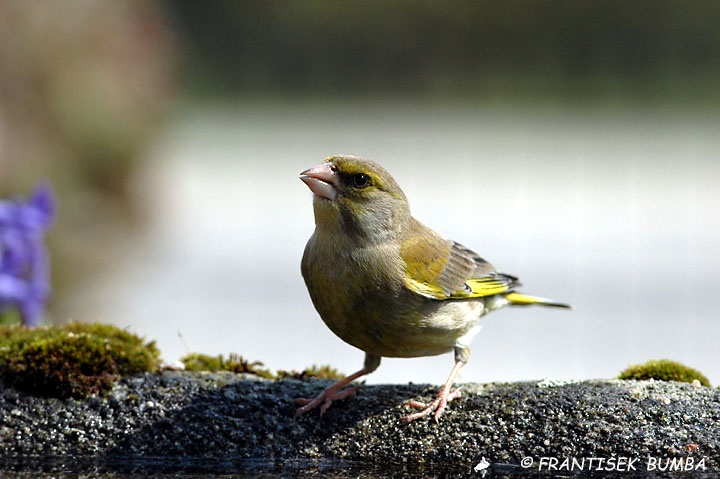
302 233 487 358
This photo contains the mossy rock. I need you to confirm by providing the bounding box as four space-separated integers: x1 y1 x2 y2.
619 359 710 387
276 364 345 380
179 353 343 381
0 322 160 398
180 352 273 379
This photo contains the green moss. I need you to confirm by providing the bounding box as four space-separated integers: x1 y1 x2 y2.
0 322 160 398
276 364 345 381
619 359 710 387
0 309 22 327
181 352 224 372
179 353 343 381
180 353 273 379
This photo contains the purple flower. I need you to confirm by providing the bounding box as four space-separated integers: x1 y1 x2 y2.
0 182 56 326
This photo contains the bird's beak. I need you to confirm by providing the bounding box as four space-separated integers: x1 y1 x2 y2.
299 163 339 201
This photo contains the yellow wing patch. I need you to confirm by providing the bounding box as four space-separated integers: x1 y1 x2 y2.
454 276 513 298
400 227 515 301
403 276 448 300
404 274 513 300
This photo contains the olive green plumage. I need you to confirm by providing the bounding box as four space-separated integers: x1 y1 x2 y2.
297 154 570 421
301 154 568 360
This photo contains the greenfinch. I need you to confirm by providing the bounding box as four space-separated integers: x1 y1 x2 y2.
296 154 570 423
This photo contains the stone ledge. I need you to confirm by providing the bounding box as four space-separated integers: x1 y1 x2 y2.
1 372 717 474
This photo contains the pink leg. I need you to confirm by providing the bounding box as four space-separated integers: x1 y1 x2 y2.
401 359 466 423
294 354 380 418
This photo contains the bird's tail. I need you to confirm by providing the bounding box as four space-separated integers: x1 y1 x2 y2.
505 292 572 309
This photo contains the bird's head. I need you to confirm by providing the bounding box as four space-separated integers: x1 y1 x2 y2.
300 154 410 243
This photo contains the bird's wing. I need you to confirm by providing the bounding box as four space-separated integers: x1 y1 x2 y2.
400 232 518 300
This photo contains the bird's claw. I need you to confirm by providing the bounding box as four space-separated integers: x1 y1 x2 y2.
400 387 463 423
294 384 360 418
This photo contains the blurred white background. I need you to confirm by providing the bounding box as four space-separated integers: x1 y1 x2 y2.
62 99 720 386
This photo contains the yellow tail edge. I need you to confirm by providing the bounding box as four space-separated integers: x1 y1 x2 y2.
505 292 572 309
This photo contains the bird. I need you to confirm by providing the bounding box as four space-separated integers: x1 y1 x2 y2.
295 154 570 423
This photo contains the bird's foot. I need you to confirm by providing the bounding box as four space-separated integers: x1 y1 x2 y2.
294 383 360 418
400 387 463 423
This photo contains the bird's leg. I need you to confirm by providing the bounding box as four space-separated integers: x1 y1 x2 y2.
294 354 380 418
401 349 467 423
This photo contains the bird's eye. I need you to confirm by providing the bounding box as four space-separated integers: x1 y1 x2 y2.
351 173 371 188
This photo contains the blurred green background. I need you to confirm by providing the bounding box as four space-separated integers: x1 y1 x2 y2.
169 0 720 101
1 0 718 384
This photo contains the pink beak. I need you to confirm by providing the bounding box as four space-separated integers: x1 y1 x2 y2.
299 163 339 201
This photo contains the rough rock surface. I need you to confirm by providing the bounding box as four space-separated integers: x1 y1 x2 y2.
0 372 717 476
